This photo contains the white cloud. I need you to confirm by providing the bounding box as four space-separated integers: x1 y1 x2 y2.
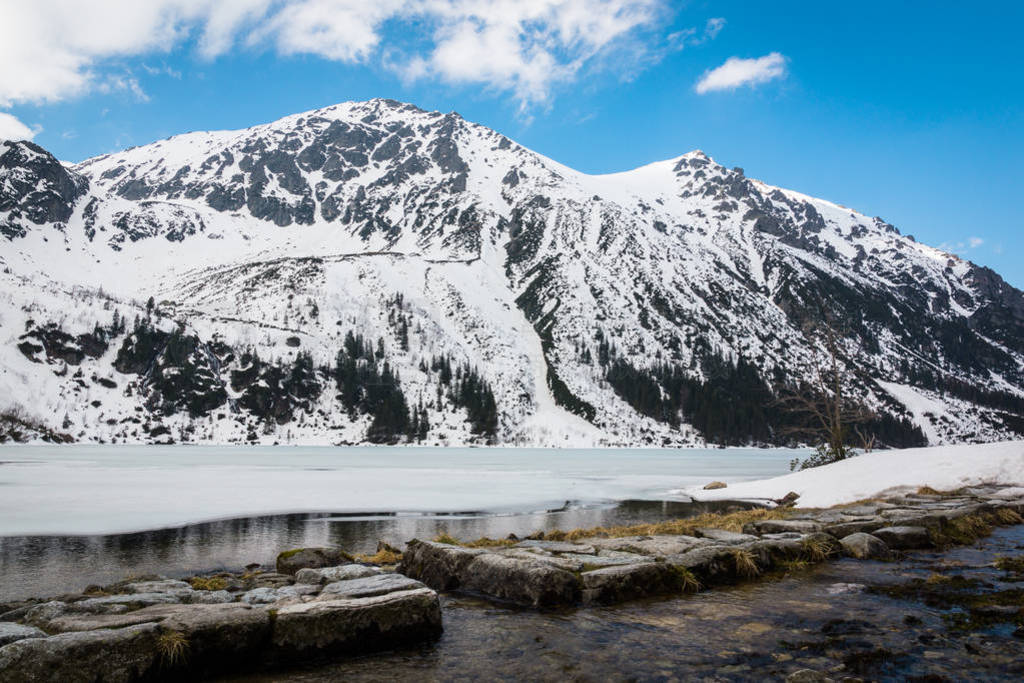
0 112 38 141
695 52 787 94
703 17 725 41
968 236 984 249
0 0 669 114
939 236 986 254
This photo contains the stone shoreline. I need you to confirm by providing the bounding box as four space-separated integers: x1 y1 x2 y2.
1 484 1022 681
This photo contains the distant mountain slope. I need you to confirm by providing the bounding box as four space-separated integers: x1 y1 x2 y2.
1 99 1022 446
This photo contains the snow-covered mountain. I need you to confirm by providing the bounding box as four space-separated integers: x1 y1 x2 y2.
2 98 1022 446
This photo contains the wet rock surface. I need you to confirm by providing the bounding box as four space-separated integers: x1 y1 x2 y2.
0 563 441 682
400 485 1024 609
237 520 1024 683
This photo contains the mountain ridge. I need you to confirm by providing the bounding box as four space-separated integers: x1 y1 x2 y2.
2 98 1022 447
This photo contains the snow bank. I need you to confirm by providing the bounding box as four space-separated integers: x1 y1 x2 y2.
678 441 1024 508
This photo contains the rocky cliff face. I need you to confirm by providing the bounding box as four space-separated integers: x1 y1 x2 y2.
1 99 1021 446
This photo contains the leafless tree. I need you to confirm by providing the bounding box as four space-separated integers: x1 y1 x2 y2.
777 318 875 466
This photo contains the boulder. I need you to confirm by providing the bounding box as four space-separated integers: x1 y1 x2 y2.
151 603 273 673
0 622 45 647
703 481 727 490
839 532 892 559
187 590 233 604
319 574 425 599
666 546 738 583
276 547 351 575
271 587 442 660
774 491 801 507
0 623 161 683
295 564 381 585
398 540 487 591
497 548 586 572
459 554 581 608
581 563 682 604
872 526 932 550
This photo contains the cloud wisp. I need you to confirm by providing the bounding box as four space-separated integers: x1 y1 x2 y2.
0 0 687 124
695 52 787 94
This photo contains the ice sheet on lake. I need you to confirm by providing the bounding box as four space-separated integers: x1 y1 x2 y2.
0 445 798 535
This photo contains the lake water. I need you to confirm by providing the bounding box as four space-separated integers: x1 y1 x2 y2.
0 445 799 600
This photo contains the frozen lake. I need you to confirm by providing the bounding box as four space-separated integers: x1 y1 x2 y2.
0 445 799 536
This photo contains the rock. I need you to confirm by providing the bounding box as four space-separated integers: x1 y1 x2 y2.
579 549 654 566
584 535 706 557
250 572 294 589
0 622 45 647
320 574 425 599
497 549 586 572
786 670 834 682
0 623 162 683
872 526 932 550
276 547 352 575
75 592 183 612
696 528 759 543
822 518 887 538
123 579 193 595
703 481 727 490
581 563 683 604
240 587 281 605
187 590 234 604
44 610 165 632
667 546 738 582
151 603 273 674
459 553 580 608
271 587 442 659
23 601 70 629
398 539 487 591
775 491 800 507
296 564 382 585
839 532 892 559
515 540 596 554
743 519 821 535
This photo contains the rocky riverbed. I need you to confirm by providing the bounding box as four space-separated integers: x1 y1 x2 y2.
1 484 1022 681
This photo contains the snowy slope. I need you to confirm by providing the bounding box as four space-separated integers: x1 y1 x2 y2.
1 98 1023 446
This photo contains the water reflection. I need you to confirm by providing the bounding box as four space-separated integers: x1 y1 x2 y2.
0 499 751 601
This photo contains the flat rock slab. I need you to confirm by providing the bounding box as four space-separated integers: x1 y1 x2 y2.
272 587 442 659
459 554 580 608
565 551 653 569
872 526 932 550
0 623 162 683
696 528 759 543
0 623 45 647
515 540 596 555
584 535 706 557
498 548 586 572
320 574 426 599
296 564 381 585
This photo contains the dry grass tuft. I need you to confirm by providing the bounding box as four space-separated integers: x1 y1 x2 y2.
354 548 402 565
730 548 761 578
994 508 1023 525
188 576 228 591
916 485 943 496
433 532 462 546
539 507 791 544
462 537 517 548
801 537 834 563
674 567 702 593
994 555 1024 573
157 630 189 666
777 558 811 573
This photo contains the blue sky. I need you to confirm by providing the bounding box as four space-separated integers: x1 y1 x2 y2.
1 1 1021 287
